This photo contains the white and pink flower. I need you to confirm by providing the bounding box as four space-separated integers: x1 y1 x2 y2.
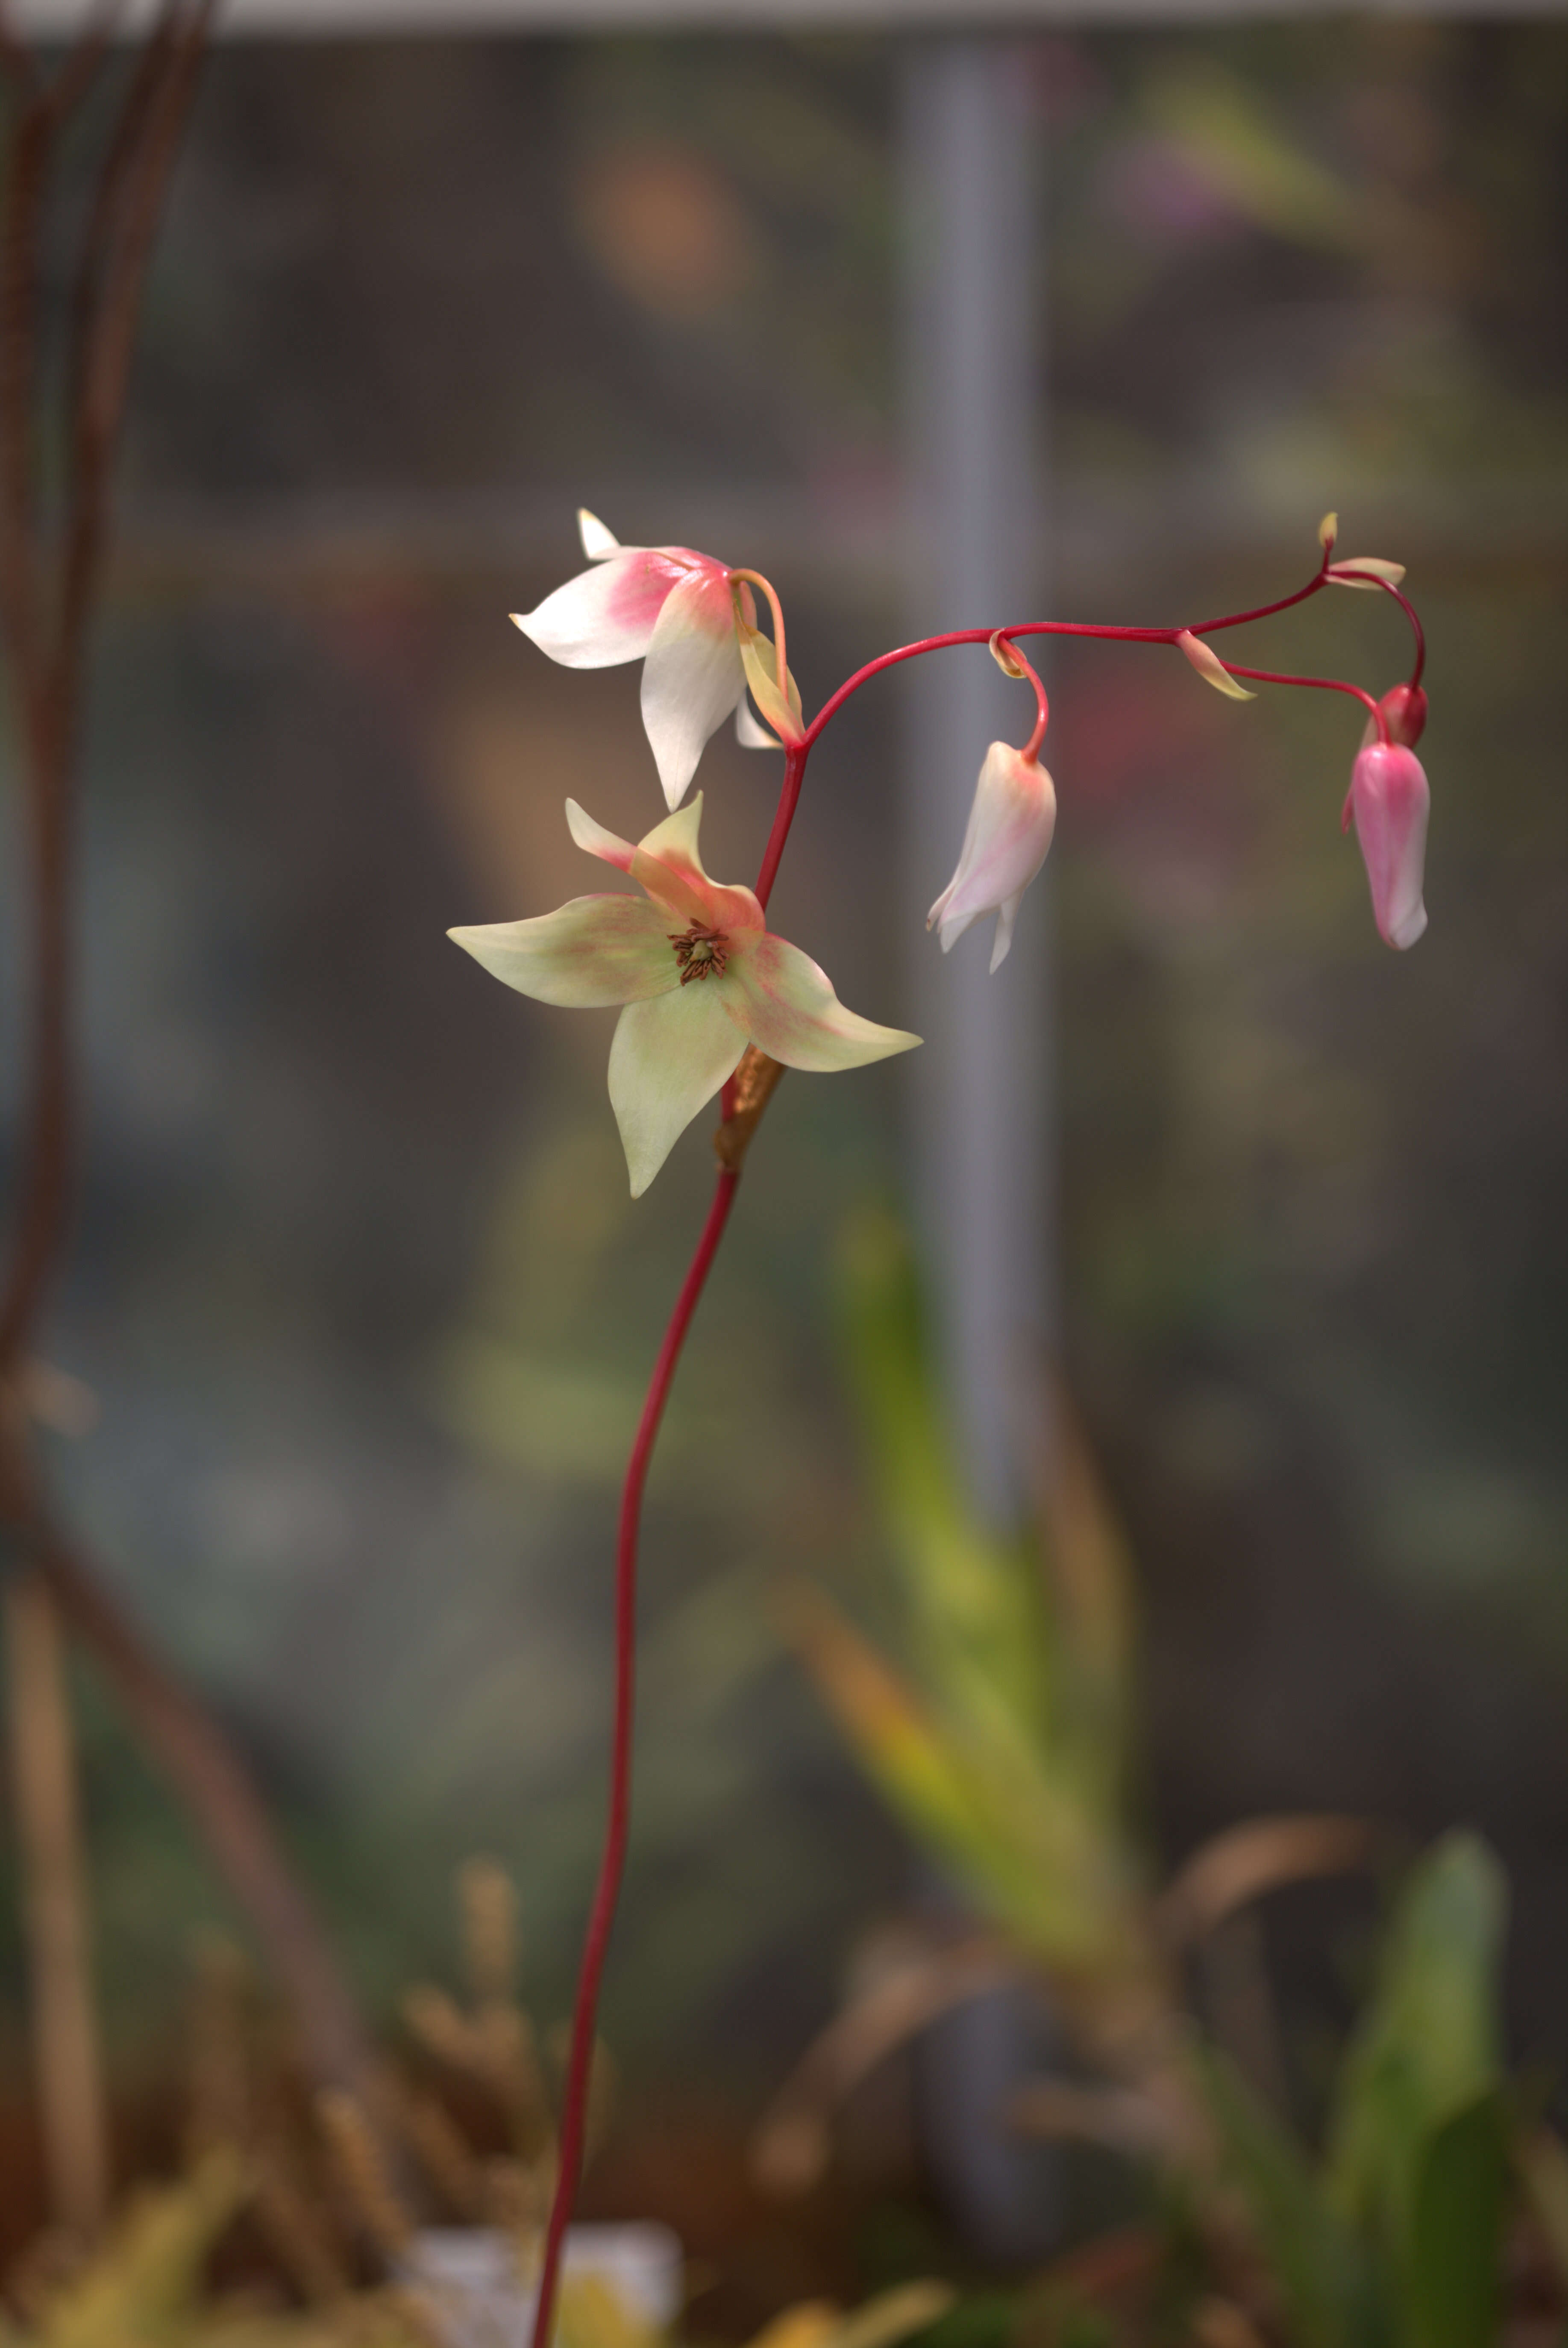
512 511 785 810
928 740 1058 973
450 795 919 1195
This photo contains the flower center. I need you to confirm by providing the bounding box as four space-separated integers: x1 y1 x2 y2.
669 923 730 984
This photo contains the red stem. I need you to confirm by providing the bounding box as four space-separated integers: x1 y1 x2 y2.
752 742 807 914
800 619 1172 751
1185 546 1332 636
993 633 1049 760
800 543 1425 751
530 1167 740 2348
1219 661 1386 738
1330 569 1426 688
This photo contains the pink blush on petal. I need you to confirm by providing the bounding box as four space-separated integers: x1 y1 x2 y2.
607 548 701 634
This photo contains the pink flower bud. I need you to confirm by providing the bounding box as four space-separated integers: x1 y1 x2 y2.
1359 681 1428 751
1345 742 1430 950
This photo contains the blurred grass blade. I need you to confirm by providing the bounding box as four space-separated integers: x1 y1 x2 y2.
834 1207 1046 1737
1403 2091 1508 2348
1200 2053 1374 2348
1028 1371 1136 1772
778 1580 1130 1966
1326 1834 1506 2236
777 1581 1011 1874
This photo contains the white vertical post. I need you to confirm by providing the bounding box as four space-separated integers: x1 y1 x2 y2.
901 37 1050 1526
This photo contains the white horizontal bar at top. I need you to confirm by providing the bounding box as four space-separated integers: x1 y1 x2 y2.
12 0 1568 32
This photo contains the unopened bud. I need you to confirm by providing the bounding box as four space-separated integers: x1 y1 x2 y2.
1327 557 1407 590
1346 743 1430 950
1318 511 1339 551
1360 682 1427 751
1175 630 1256 701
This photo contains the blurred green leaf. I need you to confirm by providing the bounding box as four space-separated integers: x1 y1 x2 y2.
1201 2052 1380 2348
1325 1833 1506 2245
835 1206 1048 1740
1403 2091 1508 2348
808 1208 1150 1974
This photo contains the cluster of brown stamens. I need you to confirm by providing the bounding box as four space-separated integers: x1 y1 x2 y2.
669 923 729 983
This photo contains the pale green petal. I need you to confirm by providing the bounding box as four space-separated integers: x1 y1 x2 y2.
729 934 921 1072
631 792 765 936
635 796 708 872
566 798 635 873
608 985 746 1196
449 895 676 1008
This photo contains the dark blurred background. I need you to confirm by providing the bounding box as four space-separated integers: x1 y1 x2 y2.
0 12 1564 2289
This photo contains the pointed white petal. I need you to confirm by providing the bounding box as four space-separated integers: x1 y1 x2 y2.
578 508 622 560
566 798 636 874
735 693 777 750
513 549 682 669
640 567 746 808
728 934 920 1073
989 891 1024 974
449 895 676 1007
608 986 746 1196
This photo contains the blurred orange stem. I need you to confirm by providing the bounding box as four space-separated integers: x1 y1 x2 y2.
3 1569 109 2236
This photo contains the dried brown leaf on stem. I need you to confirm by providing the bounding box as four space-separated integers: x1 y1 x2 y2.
714 1045 787 1172
751 1931 1013 2196
1157 1814 1386 1951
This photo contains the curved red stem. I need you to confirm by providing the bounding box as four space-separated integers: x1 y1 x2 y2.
1219 660 1386 737
530 1167 739 2348
800 619 1173 752
993 633 1049 760
1328 569 1426 689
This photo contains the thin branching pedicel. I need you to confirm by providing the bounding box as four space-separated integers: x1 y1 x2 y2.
453 505 1432 2348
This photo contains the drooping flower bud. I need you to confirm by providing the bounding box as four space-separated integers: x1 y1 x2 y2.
928 741 1057 973
1345 742 1430 950
1359 681 1427 751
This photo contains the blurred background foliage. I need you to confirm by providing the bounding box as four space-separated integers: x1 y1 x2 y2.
0 7 1563 2280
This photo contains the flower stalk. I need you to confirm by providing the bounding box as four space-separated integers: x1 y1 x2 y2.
506 514 1433 2348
